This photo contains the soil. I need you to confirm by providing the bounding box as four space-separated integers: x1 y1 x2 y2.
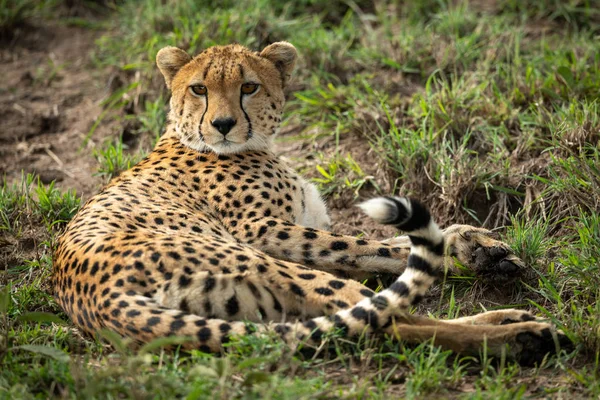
0 21 116 199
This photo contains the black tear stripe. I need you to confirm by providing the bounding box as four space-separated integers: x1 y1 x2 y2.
240 91 253 139
198 94 208 141
236 62 252 138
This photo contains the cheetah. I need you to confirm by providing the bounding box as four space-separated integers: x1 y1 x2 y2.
52 42 569 365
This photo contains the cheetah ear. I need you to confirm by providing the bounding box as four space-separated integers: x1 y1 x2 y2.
156 46 192 89
259 41 297 87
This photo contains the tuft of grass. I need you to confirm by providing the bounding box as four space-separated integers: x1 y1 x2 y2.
400 342 465 398
0 174 80 235
500 0 600 32
468 362 526 399
132 93 169 145
33 57 66 86
35 180 80 228
503 214 554 268
312 153 376 199
93 136 145 180
537 136 600 225
0 174 35 236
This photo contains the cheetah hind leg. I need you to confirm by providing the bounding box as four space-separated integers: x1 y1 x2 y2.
386 318 572 367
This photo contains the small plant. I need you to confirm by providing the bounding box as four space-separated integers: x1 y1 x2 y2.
94 137 144 180
0 283 70 365
471 361 526 399
503 214 553 268
399 341 465 399
33 57 66 85
133 94 168 145
312 153 375 198
84 82 141 147
35 179 80 228
0 173 80 233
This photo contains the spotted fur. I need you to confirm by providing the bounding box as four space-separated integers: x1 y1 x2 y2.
52 42 568 365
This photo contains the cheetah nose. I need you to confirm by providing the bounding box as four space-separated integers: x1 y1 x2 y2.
211 118 237 136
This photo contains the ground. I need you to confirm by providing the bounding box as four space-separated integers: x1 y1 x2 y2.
1 0 599 398
0 21 108 196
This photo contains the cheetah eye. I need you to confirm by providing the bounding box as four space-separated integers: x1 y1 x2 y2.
241 83 259 95
190 85 207 96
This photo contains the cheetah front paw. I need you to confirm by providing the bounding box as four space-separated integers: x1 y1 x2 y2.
444 225 524 283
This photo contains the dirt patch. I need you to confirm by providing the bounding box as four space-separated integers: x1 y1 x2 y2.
0 21 115 198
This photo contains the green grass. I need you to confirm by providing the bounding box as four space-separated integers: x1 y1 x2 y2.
0 174 80 235
93 136 145 180
2 0 600 397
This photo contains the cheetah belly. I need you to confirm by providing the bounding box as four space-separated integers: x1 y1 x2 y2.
296 181 331 230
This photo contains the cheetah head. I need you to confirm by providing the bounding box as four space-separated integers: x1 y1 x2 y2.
157 42 297 154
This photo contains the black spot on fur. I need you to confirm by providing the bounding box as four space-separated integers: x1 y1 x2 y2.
147 317 161 326
328 280 345 289
170 319 185 332
315 287 334 296
331 241 349 251
179 275 192 288
197 327 212 342
303 231 318 239
289 283 305 297
226 295 240 316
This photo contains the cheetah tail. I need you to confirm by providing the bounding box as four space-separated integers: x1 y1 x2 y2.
358 196 445 305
